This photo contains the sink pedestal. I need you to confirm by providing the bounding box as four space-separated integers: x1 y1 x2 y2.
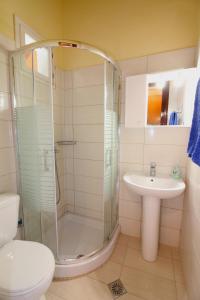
142 196 160 262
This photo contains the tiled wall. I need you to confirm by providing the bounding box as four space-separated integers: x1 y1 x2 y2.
4 45 195 247
118 47 196 246
0 47 16 194
53 47 196 246
181 45 200 300
181 160 200 300
54 65 105 221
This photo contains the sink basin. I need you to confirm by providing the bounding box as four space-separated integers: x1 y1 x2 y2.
123 172 185 262
123 173 185 199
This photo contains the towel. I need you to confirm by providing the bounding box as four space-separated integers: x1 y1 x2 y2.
169 111 178 125
187 78 200 166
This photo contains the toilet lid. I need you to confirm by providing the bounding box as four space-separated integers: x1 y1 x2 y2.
0 240 55 294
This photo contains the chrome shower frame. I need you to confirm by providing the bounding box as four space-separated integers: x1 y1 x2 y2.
9 39 121 268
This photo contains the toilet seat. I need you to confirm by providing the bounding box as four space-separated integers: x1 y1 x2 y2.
0 240 55 297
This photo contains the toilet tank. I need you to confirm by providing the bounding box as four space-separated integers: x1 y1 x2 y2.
0 194 20 248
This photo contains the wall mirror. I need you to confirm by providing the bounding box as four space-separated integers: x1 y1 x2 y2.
147 69 197 126
125 68 198 128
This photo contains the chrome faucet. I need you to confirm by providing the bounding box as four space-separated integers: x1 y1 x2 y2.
150 162 156 177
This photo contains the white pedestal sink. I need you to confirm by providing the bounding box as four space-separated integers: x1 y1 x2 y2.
123 173 185 262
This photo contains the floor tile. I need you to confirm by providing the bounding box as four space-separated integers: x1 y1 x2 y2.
88 260 122 284
110 243 127 264
48 276 112 300
172 247 181 260
46 292 64 300
176 283 188 300
121 266 177 300
124 248 174 280
117 233 130 246
158 244 172 259
127 236 141 250
120 293 145 300
173 260 184 283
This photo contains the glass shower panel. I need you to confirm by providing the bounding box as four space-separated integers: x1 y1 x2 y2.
104 62 119 240
12 48 58 257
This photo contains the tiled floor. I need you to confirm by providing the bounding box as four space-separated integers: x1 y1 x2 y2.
46 234 188 300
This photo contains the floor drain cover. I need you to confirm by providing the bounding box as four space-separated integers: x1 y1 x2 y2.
76 254 84 258
108 279 127 299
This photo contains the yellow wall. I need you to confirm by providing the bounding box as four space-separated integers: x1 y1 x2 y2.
63 0 198 68
0 0 198 69
0 0 63 40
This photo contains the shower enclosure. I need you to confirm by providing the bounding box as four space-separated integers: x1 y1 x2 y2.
10 40 120 277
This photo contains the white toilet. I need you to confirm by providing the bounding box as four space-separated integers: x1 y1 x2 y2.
0 194 55 300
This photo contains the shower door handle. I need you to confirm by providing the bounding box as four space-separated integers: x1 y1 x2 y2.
43 149 50 172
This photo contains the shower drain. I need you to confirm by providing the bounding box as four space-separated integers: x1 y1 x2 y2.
108 279 127 299
76 254 84 259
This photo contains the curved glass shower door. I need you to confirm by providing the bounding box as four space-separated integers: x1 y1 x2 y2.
11 41 120 270
12 48 58 257
104 61 120 241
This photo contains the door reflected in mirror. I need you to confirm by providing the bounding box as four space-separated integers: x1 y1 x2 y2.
147 68 197 126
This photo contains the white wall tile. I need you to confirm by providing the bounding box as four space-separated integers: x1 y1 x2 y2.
144 145 187 167
120 143 144 164
120 126 145 144
74 125 103 142
75 176 103 195
53 105 65 125
64 190 74 206
0 121 13 148
0 62 9 93
119 200 142 220
0 93 11 120
160 226 180 247
119 181 141 202
75 206 103 220
53 88 65 106
161 207 182 230
64 158 74 174
64 174 74 190
0 48 16 198
63 125 73 140
64 70 73 89
74 159 104 178
145 127 190 146
162 195 184 210
0 173 17 193
64 89 73 107
73 105 103 124
73 85 104 106
74 142 104 160
119 56 147 80
0 48 8 65
119 217 141 237
120 162 143 180
0 148 16 176
56 68 65 89
75 191 103 212
73 65 104 88
64 107 73 125
147 47 196 73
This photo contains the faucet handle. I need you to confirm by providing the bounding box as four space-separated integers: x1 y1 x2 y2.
150 162 156 167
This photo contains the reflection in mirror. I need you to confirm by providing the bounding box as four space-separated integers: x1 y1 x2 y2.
147 68 197 126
